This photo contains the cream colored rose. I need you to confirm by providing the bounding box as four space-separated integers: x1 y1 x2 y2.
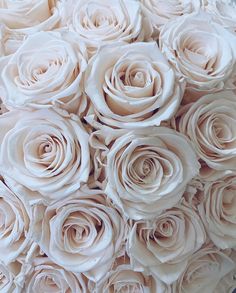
32 192 127 282
0 31 87 113
198 174 236 249
0 180 32 264
0 0 60 31
90 255 171 293
21 257 88 293
204 0 236 33
160 12 236 92
0 109 90 202
128 202 206 284
176 91 236 180
0 261 21 293
172 245 235 293
59 0 142 57
140 0 200 40
105 126 200 220
85 42 185 129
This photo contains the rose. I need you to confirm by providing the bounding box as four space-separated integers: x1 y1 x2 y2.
59 0 142 57
0 0 60 32
140 0 200 40
128 202 206 284
90 255 171 293
172 245 235 293
198 174 236 249
0 109 90 202
0 180 32 264
204 0 236 33
21 257 88 293
160 12 236 92
0 31 87 113
0 261 21 293
176 91 236 180
85 42 185 129
105 126 200 219
32 192 127 282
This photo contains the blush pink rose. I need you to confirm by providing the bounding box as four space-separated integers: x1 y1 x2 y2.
105 126 200 219
85 42 185 129
59 0 143 57
0 31 87 114
176 91 236 180
128 202 206 284
32 191 127 282
160 12 236 92
0 109 90 202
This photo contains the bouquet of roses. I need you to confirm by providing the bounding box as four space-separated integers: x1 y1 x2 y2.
0 0 235 292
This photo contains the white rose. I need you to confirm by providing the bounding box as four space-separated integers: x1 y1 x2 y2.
0 31 87 113
105 126 200 219
0 109 90 202
140 0 200 40
0 180 32 264
176 91 236 180
198 174 236 249
204 0 236 33
90 255 171 293
21 257 88 293
32 192 127 282
160 12 236 92
0 0 60 32
128 202 206 284
59 0 142 57
85 42 185 129
172 245 235 293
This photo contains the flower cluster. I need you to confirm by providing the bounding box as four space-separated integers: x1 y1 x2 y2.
0 0 235 292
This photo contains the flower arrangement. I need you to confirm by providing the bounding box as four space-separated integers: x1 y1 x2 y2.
0 0 235 292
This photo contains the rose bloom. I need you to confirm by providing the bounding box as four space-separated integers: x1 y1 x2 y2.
176 91 236 180
20 257 88 293
32 192 127 282
0 261 21 293
140 0 200 40
85 42 185 129
89 254 171 293
0 31 87 114
204 0 236 33
0 0 60 32
105 126 200 220
0 109 90 202
59 0 142 57
198 174 236 249
172 245 235 293
160 12 236 92
0 179 32 264
128 201 206 284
